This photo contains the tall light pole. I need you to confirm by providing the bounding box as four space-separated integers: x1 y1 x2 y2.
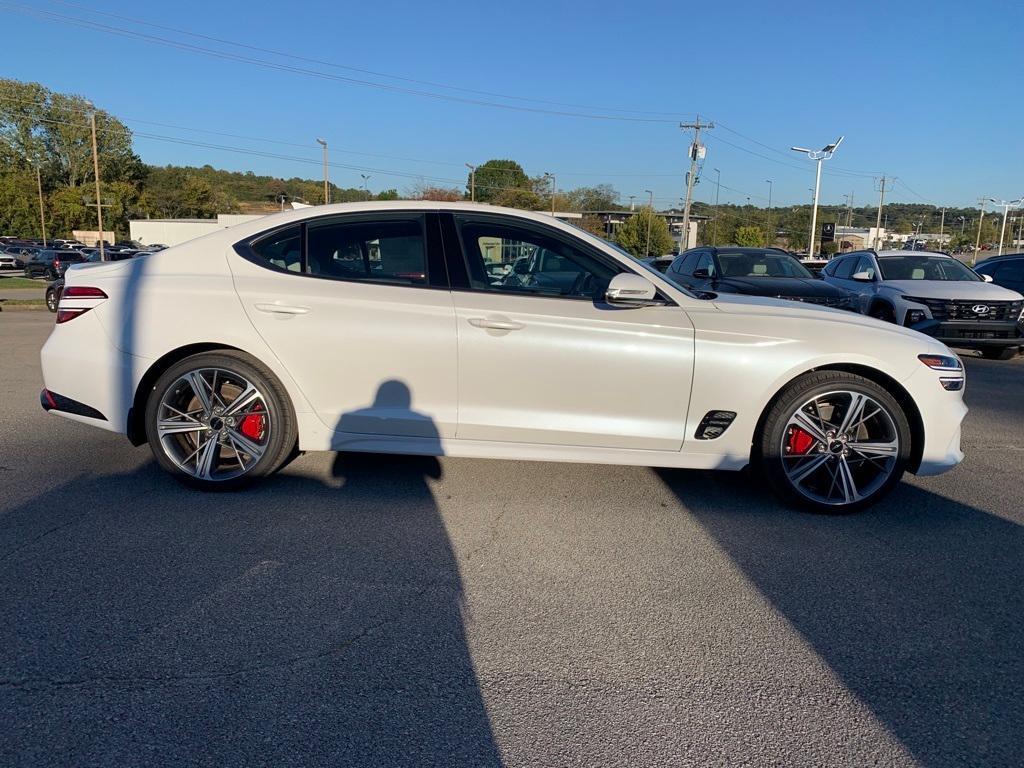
791 136 844 257
712 169 721 245
89 111 105 260
35 165 47 247
644 189 654 257
873 176 888 250
465 163 476 202
316 138 329 204
629 194 635 211
988 197 1022 256
765 179 773 246
360 174 371 199
973 199 986 264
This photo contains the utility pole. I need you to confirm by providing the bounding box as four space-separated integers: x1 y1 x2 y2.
846 191 854 228
466 163 476 202
90 112 105 260
35 166 47 247
360 174 371 199
544 172 556 215
873 176 887 250
712 169 721 246
644 190 654 257
792 137 844 256
938 206 946 238
316 138 329 204
764 180 773 246
679 116 713 251
974 199 986 264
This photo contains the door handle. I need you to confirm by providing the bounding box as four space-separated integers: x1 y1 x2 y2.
468 317 525 331
254 303 310 316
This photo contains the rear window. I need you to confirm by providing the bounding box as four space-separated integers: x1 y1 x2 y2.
55 251 84 262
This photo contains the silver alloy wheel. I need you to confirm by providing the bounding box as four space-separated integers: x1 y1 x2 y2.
780 390 899 506
156 367 270 482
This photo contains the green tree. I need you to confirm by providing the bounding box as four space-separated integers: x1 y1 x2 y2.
564 184 621 212
48 185 92 237
0 171 41 237
615 208 674 257
492 187 544 210
471 159 529 203
734 225 765 247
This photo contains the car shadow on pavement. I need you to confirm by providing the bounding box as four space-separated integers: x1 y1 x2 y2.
654 467 1024 768
0 383 502 767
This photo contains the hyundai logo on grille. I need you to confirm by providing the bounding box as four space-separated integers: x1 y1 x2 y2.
972 304 991 315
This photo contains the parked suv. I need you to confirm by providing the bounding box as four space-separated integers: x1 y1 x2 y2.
23 249 86 280
974 253 1024 296
823 249 1024 360
664 246 858 309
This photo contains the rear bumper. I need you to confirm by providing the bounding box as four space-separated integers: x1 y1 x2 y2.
40 388 107 421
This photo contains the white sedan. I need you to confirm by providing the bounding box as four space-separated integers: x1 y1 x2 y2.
40 202 967 512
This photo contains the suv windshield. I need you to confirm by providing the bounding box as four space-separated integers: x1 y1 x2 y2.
878 255 980 282
716 250 813 278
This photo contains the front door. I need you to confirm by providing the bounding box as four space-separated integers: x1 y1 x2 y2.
229 211 458 439
446 214 693 451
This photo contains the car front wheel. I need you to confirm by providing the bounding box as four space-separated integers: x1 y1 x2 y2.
144 351 296 490
758 371 912 513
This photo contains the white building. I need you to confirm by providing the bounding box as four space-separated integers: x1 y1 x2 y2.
129 213 265 247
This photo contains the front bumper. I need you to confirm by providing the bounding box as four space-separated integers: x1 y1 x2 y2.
909 319 1024 349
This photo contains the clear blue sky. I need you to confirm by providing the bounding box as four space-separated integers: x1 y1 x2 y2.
3 0 1022 211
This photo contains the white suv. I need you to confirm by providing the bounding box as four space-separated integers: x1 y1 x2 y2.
823 250 1024 360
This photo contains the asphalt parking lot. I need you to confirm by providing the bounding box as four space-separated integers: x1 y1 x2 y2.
1 311 1022 768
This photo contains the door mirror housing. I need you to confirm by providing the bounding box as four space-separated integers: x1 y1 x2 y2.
851 270 875 282
980 273 994 283
605 273 659 306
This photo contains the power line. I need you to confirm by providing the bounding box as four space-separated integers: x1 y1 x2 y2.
44 0 696 119
0 2 686 124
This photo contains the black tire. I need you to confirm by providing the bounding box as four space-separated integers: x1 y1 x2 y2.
45 286 59 313
757 371 913 514
980 347 1016 361
868 303 896 323
144 350 297 490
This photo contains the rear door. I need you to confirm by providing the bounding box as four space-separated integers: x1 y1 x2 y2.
443 213 693 451
229 211 459 439
991 260 1024 294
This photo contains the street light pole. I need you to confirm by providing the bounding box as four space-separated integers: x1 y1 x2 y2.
765 179 773 247
35 165 47 247
973 199 986 265
544 172 556 215
629 195 635 211
792 137 844 257
989 198 1023 256
361 174 371 199
465 163 476 202
644 189 654 257
316 138 329 204
89 111 105 260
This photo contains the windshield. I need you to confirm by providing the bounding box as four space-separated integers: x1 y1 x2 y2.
716 250 813 278
878 255 981 282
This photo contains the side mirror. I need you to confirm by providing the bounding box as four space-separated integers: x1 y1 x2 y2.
692 268 711 279
851 271 874 282
605 273 659 306
981 273 994 283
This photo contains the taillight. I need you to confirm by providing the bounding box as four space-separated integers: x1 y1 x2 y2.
56 285 107 323
56 308 89 323
63 286 107 299
54 259 61 271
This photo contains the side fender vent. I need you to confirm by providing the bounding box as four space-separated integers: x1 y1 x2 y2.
695 410 737 440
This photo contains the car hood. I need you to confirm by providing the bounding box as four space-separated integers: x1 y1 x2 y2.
882 280 1024 301
714 276 847 297
704 291 941 344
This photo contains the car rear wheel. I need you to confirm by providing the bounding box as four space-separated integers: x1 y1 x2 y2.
980 347 1016 361
45 285 59 313
144 351 296 490
758 371 912 513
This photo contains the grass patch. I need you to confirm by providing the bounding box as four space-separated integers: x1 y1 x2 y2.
0 276 46 289
1 298 46 307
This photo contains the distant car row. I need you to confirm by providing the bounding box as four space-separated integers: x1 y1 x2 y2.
0 237 167 272
645 246 1024 360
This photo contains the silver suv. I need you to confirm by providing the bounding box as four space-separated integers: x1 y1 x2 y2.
822 249 1024 360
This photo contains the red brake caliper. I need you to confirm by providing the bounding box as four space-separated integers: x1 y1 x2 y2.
786 426 815 455
240 403 265 440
